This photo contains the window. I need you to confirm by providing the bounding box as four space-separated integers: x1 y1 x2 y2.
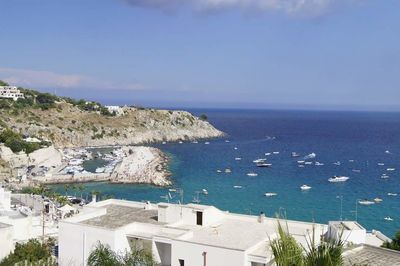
179 259 185 266
196 211 203 226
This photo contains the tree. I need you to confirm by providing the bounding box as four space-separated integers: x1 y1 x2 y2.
0 239 54 266
87 242 157 266
270 220 344 266
382 231 400 251
199 114 208 121
78 184 86 199
0 80 9 86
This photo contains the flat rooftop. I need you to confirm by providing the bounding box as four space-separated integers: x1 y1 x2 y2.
331 221 364 231
80 204 161 229
344 245 400 266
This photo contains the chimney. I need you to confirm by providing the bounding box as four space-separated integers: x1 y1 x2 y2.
91 194 97 203
258 211 265 223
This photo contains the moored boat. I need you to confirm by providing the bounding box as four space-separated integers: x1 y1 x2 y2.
300 185 312 191
265 192 277 197
328 176 349 183
358 199 375 205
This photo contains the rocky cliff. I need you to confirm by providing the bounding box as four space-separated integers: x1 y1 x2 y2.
0 103 223 148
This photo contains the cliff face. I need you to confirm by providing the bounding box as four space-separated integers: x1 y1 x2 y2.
0 103 223 148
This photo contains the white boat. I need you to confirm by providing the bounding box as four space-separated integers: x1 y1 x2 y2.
265 192 277 197
381 174 390 179
303 153 316 160
297 160 305 164
247 172 258 177
328 176 349 183
387 168 396 171
225 140 230 143
235 157 242 161
265 153 271 156
168 188 177 192
385 150 391 154
298 165 305 168
300 185 312 191
388 193 398 196
19 206 33 216
162 141 167 145
349 160 355 162
384 217 394 221
256 163 272 167
178 141 183 144
333 161 341 166
95 167 105 173
234 147 238 150
272 151 280 155
192 140 199 144
233 185 242 189
291 152 300 157
204 142 210 145
304 162 313 165
202 189 208 195
216 169 222 173
192 192 201 203
224 168 232 173
358 200 375 205
315 162 324 166
378 163 385 166
352 169 361 173
374 198 383 203
69 158 83 166
253 158 267 163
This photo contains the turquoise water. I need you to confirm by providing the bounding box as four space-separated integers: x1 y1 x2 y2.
52 109 400 237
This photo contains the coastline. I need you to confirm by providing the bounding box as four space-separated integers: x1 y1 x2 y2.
29 146 171 187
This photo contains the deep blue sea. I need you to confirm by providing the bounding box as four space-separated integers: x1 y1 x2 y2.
53 109 400 237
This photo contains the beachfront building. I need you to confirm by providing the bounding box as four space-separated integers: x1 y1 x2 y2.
58 199 394 266
0 86 24 101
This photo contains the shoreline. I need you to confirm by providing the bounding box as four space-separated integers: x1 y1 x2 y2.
28 146 172 187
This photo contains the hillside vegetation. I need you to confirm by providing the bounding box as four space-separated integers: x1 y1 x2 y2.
0 81 223 148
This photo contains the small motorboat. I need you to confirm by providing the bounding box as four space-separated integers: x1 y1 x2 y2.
204 142 210 145
303 153 316 160
168 188 177 192
349 159 355 162
384 216 394 221
216 169 222 173
233 185 243 189
385 150 391 154
265 152 271 156
178 141 183 144
225 140 230 143
300 185 312 191
378 163 385 166
388 193 398 196
315 162 324 166
224 168 232 174
202 189 208 195
162 141 167 144
358 200 375 205
95 167 105 173
235 157 242 161
253 158 267 163
256 163 272 168
304 162 313 165
298 165 305 168
265 192 277 197
247 172 258 177
328 176 349 183
192 140 199 144
333 161 341 166
381 174 390 179
291 152 300 157
234 147 238 150
374 198 383 203
352 169 361 173
387 168 396 171
272 151 280 155
297 160 305 164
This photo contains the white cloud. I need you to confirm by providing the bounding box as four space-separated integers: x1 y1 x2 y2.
0 67 144 91
124 0 354 16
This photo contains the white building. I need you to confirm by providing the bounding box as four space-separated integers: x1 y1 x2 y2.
0 187 11 211
58 199 391 266
0 222 13 260
0 86 24 101
105 105 124 116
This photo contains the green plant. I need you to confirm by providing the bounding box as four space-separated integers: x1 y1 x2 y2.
0 239 54 266
382 231 400 251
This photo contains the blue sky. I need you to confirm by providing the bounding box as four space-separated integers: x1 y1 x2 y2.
0 0 399 110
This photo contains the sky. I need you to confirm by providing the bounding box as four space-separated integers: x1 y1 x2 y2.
0 0 399 111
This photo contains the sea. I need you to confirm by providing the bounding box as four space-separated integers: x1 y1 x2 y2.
52 109 400 237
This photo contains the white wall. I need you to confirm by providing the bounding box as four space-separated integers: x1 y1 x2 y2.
0 225 13 260
0 216 32 241
171 240 245 266
58 222 118 266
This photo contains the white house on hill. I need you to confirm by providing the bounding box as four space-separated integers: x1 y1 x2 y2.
0 86 24 101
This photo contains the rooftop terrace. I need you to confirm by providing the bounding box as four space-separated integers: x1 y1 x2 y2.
80 204 160 229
